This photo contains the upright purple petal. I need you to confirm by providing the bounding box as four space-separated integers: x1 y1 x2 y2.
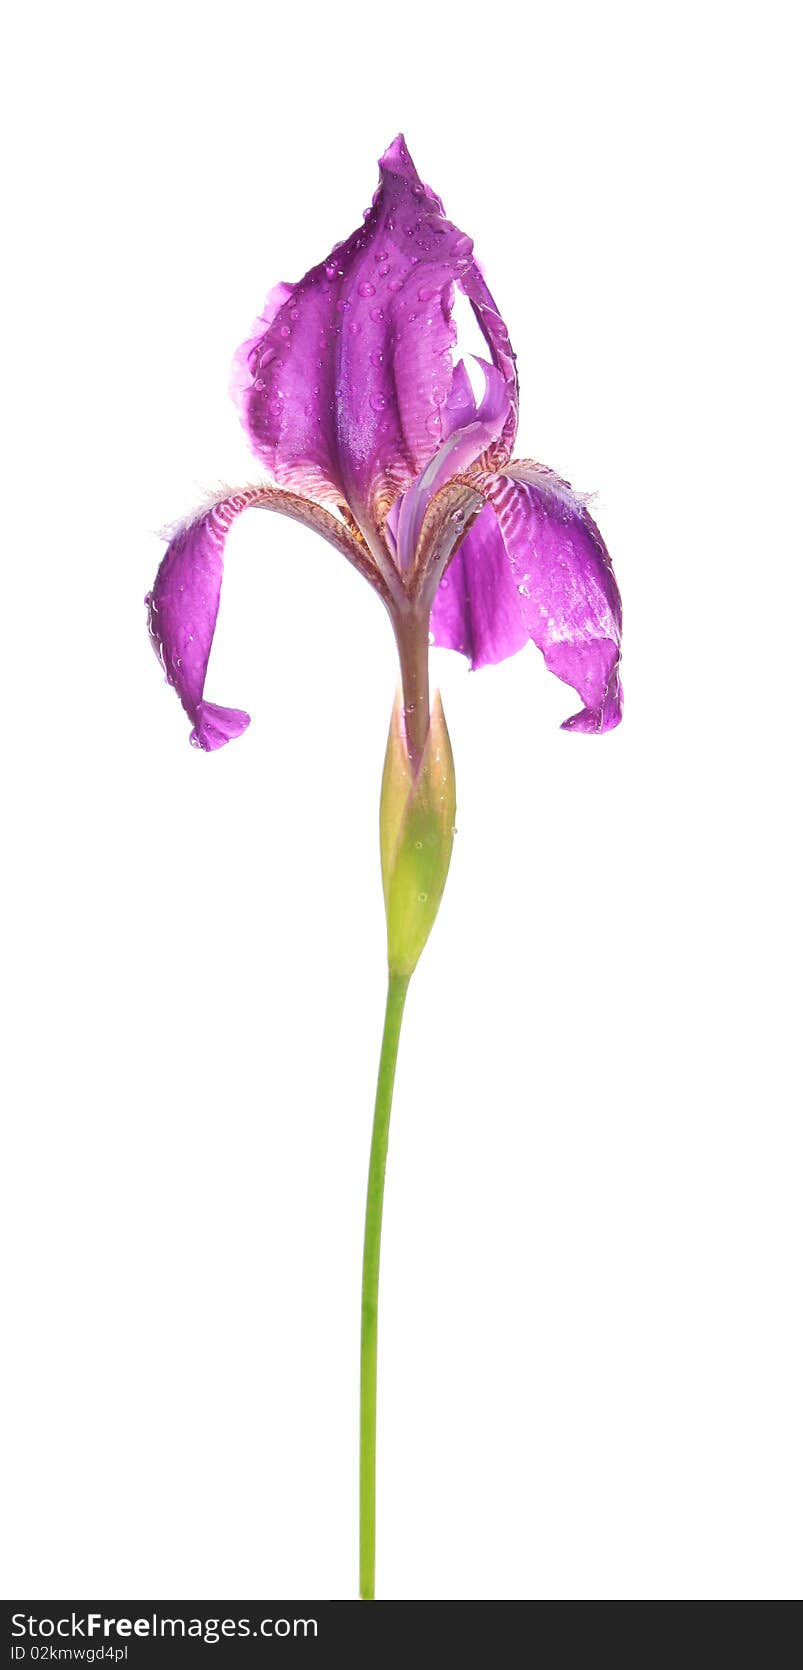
459 264 519 466
233 136 517 546
410 477 486 606
431 464 622 732
146 486 378 750
394 359 509 572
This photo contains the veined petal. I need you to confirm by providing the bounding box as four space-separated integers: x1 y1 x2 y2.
431 464 622 732
146 485 376 750
429 502 529 668
458 265 519 466
411 477 486 605
394 359 508 572
233 135 517 545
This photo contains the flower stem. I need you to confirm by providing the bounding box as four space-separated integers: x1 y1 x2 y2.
392 608 431 765
360 969 410 1600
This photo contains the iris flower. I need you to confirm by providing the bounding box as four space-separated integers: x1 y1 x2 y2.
147 135 622 1599
147 134 621 760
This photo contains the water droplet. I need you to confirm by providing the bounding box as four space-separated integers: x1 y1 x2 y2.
358 280 376 297
325 261 337 280
418 284 436 302
254 377 265 391
370 350 384 367
370 307 384 323
279 324 291 338
425 412 440 436
414 840 423 850
370 391 387 411
269 397 283 417
418 892 428 903
388 278 403 293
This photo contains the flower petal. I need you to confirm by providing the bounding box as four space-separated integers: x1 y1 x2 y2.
431 464 622 731
429 502 529 668
146 485 377 750
489 464 622 731
233 136 517 546
458 265 519 466
394 359 509 572
411 477 486 606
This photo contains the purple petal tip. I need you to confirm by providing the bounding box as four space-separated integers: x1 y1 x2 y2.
189 701 251 752
379 132 410 169
561 693 623 735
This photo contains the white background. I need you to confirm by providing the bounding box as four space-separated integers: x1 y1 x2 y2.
2 0 801 1601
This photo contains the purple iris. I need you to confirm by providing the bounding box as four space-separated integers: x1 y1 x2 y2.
146 135 622 756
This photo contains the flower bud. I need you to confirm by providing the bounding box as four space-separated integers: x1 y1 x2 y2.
379 689 456 978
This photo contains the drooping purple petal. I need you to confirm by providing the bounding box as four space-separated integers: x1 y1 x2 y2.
146 486 377 750
232 136 517 547
431 464 622 731
429 503 529 668
491 464 622 731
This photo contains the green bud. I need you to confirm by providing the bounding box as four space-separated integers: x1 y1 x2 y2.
379 689 456 978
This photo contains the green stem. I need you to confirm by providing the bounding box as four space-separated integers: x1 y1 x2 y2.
360 970 410 1600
